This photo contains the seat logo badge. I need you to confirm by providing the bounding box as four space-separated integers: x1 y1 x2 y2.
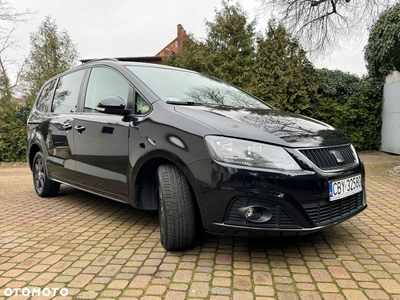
330 150 345 163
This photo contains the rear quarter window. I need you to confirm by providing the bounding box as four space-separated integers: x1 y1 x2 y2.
36 80 56 112
52 70 85 113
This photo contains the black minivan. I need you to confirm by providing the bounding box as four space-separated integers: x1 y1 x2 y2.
27 58 367 250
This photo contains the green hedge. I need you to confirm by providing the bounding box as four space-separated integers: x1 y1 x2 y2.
0 102 30 162
307 70 382 151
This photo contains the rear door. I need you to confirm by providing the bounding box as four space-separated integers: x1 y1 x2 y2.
72 67 131 202
46 69 86 183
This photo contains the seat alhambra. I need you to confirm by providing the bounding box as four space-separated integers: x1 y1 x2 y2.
26 59 367 250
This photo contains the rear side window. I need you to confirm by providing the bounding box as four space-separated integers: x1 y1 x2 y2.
52 70 85 113
36 80 56 112
84 67 129 112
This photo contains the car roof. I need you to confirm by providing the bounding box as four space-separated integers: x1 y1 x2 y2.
82 58 199 74
41 58 197 89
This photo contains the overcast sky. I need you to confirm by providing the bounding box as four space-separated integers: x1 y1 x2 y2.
7 0 367 78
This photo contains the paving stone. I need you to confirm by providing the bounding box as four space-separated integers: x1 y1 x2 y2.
254 286 275 296
296 283 317 291
233 275 252 290
216 254 232 265
86 283 106 291
293 273 313 283
342 289 369 300
164 291 186 300
210 287 231 295
317 283 340 293
1 152 400 300
233 291 254 300
139 266 157 275
364 289 390 300
2 269 24 277
76 291 98 299
336 279 359 289
99 264 121 277
189 282 210 297
92 277 112 284
299 291 322 300
210 296 231 300
92 256 113 266
29 272 57 285
173 270 193 283
145 285 166 295
169 283 189 291
216 265 231 272
377 279 400 294
129 275 151 289
107 279 129 289
122 289 143 297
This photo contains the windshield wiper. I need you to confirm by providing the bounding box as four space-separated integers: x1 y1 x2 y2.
165 100 245 108
166 100 203 106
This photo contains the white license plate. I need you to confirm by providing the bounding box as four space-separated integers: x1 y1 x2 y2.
329 174 362 201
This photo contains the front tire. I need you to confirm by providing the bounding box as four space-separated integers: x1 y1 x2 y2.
32 152 60 197
156 164 196 251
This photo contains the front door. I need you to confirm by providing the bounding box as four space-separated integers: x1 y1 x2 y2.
72 67 131 202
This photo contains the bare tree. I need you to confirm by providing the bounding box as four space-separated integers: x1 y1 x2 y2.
259 0 397 54
0 0 31 22
0 29 26 95
0 1 31 98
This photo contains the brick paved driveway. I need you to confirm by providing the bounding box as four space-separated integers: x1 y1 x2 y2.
0 151 399 300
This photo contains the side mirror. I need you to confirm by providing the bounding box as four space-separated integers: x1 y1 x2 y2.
96 96 132 116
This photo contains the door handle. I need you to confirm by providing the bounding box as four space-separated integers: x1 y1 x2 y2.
63 123 72 131
74 125 86 134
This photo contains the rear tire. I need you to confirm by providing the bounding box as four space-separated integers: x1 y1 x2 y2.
32 152 60 197
156 164 196 251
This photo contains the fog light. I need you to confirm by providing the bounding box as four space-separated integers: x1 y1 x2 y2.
245 207 262 221
238 206 273 223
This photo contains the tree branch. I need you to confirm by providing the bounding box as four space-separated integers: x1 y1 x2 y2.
259 0 396 55
311 0 330 7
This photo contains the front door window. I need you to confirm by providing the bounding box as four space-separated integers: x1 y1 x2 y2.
84 67 129 112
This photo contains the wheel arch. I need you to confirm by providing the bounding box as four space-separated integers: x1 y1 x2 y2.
28 144 41 170
27 133 48 171
129 150 203 214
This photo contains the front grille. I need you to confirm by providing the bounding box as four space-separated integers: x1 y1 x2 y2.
225 198 301 229
303 192 363 226
299 145 357 171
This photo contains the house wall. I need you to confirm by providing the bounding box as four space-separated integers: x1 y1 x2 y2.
155 24 185 57
381 71 400 154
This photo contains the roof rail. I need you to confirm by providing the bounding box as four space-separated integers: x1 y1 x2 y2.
80 58 119 64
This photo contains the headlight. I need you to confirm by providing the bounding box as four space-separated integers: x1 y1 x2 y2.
204 136 301 171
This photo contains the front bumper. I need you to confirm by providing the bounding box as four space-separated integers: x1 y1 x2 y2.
189 158 367 236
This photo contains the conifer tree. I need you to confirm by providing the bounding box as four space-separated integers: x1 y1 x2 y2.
23 16 79 106
252 22 318 114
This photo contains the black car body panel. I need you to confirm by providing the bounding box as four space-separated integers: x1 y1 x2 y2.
187 156 365 234
27 60 367 247
174 106 350 148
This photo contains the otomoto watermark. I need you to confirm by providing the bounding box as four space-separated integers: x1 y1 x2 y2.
3 287 68 297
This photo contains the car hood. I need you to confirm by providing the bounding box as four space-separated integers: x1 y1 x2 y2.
174 106 350 148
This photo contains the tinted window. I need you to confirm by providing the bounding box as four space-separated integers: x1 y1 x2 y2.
126 65 270 109
36 80 56 112
84 67 129 112
52 70 85 113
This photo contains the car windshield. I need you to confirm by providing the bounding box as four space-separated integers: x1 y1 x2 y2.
126 65 271 109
